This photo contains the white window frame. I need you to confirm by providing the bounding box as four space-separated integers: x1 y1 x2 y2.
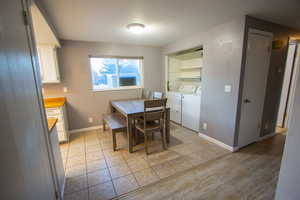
89 55 144 91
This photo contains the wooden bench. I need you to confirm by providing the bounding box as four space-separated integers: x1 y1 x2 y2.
102 113 127 151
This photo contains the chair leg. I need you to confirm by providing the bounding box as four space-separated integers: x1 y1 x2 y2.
112 130 117 151
103 120 106 131
160 128 167 150
151 132 154 141
144 133 149 155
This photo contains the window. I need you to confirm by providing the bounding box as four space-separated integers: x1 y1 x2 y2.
89 56 143 91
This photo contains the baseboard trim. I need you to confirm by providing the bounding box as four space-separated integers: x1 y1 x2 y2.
257 132 277 141
69 125 102 134
198 132 238 152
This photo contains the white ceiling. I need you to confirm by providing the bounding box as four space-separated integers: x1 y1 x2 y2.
41 0 300 47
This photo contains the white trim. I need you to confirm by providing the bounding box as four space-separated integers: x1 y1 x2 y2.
69 125 102 134
257 132 277 141
198 132 238 152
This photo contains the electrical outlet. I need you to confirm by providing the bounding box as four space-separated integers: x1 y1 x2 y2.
203 123 207 130
88 117 93 123
63 87 68 93
224 85 232 93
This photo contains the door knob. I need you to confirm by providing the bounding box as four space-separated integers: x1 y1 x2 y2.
244 99 251 103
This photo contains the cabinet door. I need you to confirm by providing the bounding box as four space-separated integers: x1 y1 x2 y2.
167 93 182 124
182 94 201 131
37 45 60 83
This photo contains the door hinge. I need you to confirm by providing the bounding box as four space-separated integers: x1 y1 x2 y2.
22 10 29 26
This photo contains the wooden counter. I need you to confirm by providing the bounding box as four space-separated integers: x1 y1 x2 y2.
47 117 58 133
44 97 66 108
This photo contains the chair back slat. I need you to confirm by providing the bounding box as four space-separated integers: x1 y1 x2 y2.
153 91 164 99
145 110 164 121
144 98 167 109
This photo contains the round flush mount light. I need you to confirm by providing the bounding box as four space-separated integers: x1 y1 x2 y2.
127 23 145 34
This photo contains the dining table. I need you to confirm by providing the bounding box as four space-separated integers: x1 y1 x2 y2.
110 98 170 153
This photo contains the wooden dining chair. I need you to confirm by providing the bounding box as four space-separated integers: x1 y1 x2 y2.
141 88 152 99
153 91 164 99
135 98 167 154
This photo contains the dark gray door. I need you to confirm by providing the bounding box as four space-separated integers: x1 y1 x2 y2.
0 0 56 199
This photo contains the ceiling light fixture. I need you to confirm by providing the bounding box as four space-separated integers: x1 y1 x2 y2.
127 23 145 34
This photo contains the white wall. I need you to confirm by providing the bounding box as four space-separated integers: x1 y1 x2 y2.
276 59 300 200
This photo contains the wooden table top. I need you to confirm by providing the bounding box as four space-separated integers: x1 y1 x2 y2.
47 117 58 133
44 97 66 108
111 99 145 115
111 99 169 116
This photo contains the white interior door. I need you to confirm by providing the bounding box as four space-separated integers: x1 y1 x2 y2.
238 29 273 148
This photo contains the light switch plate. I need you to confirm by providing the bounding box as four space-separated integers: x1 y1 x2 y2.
224 85 231 93
63 87 68 93
203 123 207 130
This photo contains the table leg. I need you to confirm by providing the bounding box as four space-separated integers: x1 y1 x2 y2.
166 109 170 143
127 116 133 153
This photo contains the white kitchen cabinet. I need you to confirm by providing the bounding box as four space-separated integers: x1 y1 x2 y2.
46 105 69 142
49 126 65 198
182 94 201 132
167 92 182 124
37 45 60 83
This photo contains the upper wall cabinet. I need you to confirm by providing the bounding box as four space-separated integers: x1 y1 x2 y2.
37 45 60 83
30 3 61 84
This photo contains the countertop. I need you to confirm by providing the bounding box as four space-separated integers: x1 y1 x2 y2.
47 117 58 133
44 97 66 108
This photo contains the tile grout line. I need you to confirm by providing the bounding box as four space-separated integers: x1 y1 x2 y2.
98 129 118 198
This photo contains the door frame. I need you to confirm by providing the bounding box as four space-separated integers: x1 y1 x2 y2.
23 0 61 198
279 40 300 129
235 28 273 148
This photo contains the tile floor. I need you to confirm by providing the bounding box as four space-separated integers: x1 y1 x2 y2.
60 123 229 200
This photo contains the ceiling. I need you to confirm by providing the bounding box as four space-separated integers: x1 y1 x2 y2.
41 0 300 47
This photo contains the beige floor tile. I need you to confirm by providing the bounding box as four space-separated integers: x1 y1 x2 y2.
109 164 132 179
86 144 102 153
86 151 104 162
127 157 150 172
168 156 193 173
64 175 88 194
89 181 116 200
87 169 111 187
65 164 86 178
113 174 139 195
152 162 177 179
87 159 107 173
64 189 88 200
103 149 123 158
66 155 86 168
134 168 159 186
146 150 180 166
105 155 126 167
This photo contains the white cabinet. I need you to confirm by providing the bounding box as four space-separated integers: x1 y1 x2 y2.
37 45 60 83
46 105 69 142
49 127 65 198
182 94 201 132
167 92 182 124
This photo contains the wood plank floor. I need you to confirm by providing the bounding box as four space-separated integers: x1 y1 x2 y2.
117 133 286 200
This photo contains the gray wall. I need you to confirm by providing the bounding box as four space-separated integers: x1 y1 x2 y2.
0 0 56 199
235 16 300 143
44 40 163 130
163 17 246 147
275 60 300 200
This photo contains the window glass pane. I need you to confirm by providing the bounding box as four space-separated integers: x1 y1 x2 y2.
119 59 141 87
90 58 118 89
